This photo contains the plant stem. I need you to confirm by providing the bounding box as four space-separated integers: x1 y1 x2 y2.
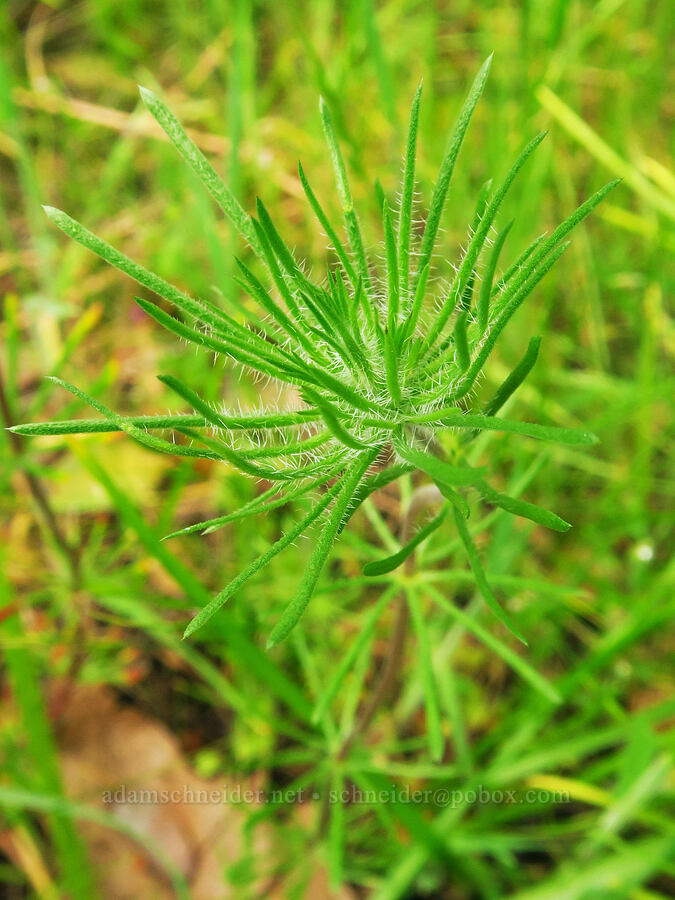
337 483 442 760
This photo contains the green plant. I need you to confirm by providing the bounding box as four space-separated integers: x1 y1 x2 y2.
11 56 617 650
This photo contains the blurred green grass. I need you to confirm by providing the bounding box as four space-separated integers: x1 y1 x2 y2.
0 1 673 898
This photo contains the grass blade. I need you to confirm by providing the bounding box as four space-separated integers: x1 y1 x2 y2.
407 587 444 762
311 588 394 724
426 584 560 702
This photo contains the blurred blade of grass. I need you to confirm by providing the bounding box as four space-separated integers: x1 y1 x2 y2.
349 770 452 865
361 0 398 129
327 769 345 888
0 786 189 900
406 588 444 762
0 11 60 364
290 629 337 742
312 587 394 728
25 304 104 418
72 444 312 721
543 0 631 87
489 696 675 785
593 752 673 846
370 693 675 900
537 84 675 222
599 204 675 252
92 593 248 716
0 551 94 899
488 581 675 774
425 584 561 704
508 835 675 900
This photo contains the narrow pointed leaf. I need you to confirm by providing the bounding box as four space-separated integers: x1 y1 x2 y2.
138 86 261 254
383 330 401 405
476 479 571 532
398 81 422 300
478 219 513 331
454 242 572 398
267 448 380 647
452 506 527 644
394 437 487 487
9 414 208 436
401 260 431 349
453 310 470 371
134 297 303 384
483 336 541 417
47 377 221 460
412 409 598 445
183 476 345 638
414 55 492 289
297 161 357 285
302 387 372 450
422 130 547 352
383 201 399 328
493 232 546 297
43 206 225 328
319 97 371 292
364 507 447 576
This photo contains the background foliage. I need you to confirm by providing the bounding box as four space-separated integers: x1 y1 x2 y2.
0 1 673 898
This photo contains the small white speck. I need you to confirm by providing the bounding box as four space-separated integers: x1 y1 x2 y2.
635 542 654 562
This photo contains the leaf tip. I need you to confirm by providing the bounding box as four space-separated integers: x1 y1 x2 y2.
42 204 61 222
138 85 156 106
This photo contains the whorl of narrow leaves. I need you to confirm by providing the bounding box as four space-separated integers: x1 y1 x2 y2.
16 59 616 647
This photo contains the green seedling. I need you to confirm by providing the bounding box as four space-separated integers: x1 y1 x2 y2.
12 57 616 648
